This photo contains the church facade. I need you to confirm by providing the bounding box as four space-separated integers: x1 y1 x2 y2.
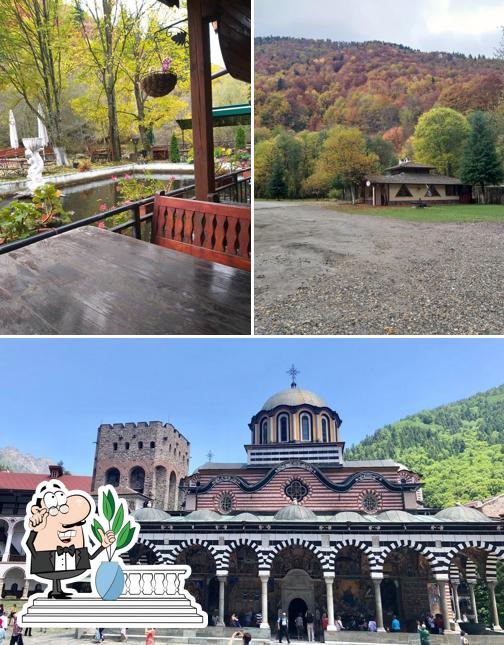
125 381 504 636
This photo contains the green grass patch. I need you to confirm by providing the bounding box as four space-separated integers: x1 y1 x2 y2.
326 202 504 223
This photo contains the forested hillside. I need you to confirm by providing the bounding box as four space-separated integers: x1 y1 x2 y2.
345 384 504 508
255 37 503 137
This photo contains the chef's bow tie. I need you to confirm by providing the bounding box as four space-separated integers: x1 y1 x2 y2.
57 545 76 556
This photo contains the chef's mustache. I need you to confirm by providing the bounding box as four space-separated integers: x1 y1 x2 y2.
61 519 86 529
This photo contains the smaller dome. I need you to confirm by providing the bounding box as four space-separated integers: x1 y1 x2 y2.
435 505 493 523
262 387 328 411
376 510 418 523
274 503 317 521
231 512 260 522
332 511 373 523
185 509 222 521
132 507 171 522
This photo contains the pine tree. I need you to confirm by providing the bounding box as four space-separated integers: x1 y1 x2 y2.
267 155 287 199
460 111 503 202
170 133 181 163
235 126 246 149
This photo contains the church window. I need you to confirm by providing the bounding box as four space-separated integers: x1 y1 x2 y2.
425 184 440 197
360 490 381 514
260 419 268 444
321 416 329 442
300 413 312 441
138 441 143 449
396 184 413 197
285 479 309 502
218 492 234 514
278 414 289 442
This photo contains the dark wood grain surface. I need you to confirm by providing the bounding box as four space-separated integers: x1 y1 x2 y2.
0 227 251 335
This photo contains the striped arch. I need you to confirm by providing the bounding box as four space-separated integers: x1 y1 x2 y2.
164 538 219 565
220 538 266 571
328 539 379 572
122 538 164 564
444 541 504 582
263 537 327 571
375 539 441 576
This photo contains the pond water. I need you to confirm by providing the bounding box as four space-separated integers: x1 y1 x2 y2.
0 174 194 222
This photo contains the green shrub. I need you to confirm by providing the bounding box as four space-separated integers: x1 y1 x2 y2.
170 133 180 162
235 126 247 149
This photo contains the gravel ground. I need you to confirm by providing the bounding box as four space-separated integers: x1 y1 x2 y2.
254 201 504 335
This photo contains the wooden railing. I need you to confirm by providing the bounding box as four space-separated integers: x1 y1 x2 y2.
151 195 251 270
0 168 250 255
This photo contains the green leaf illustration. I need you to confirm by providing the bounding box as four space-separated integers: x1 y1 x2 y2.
116 521 132 549
112 502 125 535
102 489 115 521
91 518 104 544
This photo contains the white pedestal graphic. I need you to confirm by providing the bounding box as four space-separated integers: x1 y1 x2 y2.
20 565 207 628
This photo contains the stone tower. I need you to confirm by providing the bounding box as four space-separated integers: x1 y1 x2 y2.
91 421 190 510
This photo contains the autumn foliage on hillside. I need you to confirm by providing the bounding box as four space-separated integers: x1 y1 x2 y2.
255 37 503 142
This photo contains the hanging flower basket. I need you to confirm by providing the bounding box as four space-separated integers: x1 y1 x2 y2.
141 57 177 98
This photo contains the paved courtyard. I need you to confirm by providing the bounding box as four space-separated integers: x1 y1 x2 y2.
254 201 504 335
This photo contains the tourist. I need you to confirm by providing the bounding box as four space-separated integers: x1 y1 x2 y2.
9 614 23 645
242 634 252 645
335 616 344 631
0 622 6 645
314 609 324 643
277 611 290 643
255 611 263 627
434 614 444 635
460 631 469 645
22 628 31 638
321 613 329 632
368 618 377 632
462 613 469 623
0 612 7 630
120 628 127 642
145 628 155 645
231 613 241 628
295 613 304 640
306 610 315 641
391 615 401 632
418 622 430 645
7 607 16 627
426 614 435 633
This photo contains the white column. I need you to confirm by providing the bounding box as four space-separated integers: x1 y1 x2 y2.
22 578 30 599
259 574 270 630
438 580 452 633
217 574 227 625
2 523 14 562
488 582 502 631
372 578 385 632
324 574 336 632
468 583 478 622
451 582 461 622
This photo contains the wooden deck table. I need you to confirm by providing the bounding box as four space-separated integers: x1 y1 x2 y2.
0 227 251 335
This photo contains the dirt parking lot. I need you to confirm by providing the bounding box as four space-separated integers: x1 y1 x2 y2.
254 201 504 335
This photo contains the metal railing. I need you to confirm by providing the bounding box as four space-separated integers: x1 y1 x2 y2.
0 168 250 255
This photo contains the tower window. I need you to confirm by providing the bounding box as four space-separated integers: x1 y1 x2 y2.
278 414 289 442
113 442 118 451
150 441 155 449
300 413 312 441
105 467 120 487
125 442 130 450
260 419 268 444
138 441 143 449
130 466 145 493
321 416 329 442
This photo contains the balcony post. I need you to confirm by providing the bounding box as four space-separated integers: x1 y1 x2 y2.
324 574 336 631
133 204 142 240
259 573 270 630
2 522 14 562
372 577 385 632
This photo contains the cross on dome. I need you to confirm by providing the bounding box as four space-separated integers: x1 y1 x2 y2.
287 364 300 388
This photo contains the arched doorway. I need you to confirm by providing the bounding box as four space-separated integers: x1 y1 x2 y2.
333 545 374 629
383 547 434 632
289 597 307 637
228 545 260 626
105 467 120 487
175 545 218 616
129 466 145 493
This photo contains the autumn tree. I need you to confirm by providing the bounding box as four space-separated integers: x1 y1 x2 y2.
267 155 287 199
308 125 379 203
412 107 470 176
0 0 75 165
460 111 503 202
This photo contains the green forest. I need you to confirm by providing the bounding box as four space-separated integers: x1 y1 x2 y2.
346 383 504 508
254 37 504 201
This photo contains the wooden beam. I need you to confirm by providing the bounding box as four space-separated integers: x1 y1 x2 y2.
188 0 216 201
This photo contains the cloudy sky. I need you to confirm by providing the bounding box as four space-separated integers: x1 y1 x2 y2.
255 0 504 57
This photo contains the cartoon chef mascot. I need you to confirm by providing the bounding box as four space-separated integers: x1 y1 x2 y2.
23 480 115 599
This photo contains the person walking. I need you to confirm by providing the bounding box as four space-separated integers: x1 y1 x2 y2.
418 622 430 645
9 615 23 645
295 614 304 640
306 610 314 642
460 631 469 645
391 615 401 632
145 628 155 645
0 622 6 645
120 628 128 642
277 611 290 643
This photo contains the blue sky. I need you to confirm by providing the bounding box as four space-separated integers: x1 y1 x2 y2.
255 0 504 57
0 338 503 475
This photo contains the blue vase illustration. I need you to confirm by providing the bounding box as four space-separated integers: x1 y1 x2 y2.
95 560 125 600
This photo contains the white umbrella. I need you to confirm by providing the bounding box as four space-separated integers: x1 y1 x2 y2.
37 103 49 146
8 110 18 149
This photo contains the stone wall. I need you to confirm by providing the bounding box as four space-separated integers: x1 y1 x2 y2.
91 421 189 510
